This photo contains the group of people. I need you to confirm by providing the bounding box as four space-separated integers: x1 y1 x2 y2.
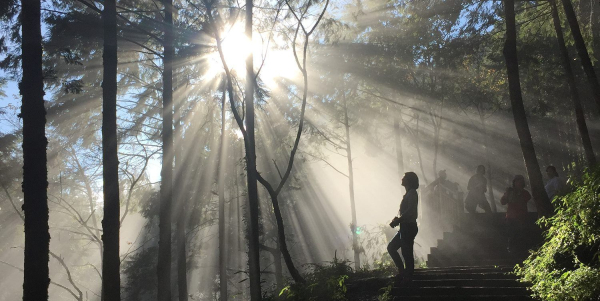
386 166 565 283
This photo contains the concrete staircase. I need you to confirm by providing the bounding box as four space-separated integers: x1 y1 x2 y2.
391 213 542 300
427 213 542 267
392 266 532 300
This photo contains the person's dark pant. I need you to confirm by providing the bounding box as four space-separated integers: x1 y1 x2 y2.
387 222 418 276
465 197 492 213
506 218 525 253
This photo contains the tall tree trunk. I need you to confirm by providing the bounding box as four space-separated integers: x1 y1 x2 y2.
245 0 262 298
503 0 552 217
343 91 360 270
174 83 188 301
393 115 404 178
560 0 600 113
218 81 228 301
550 0 597 166
101 0 121 299
158 0 174 299
21 0 50 299
479 113 497 212
592 0 600 58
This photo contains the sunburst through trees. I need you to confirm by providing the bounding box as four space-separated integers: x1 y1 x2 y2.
1 0 599 300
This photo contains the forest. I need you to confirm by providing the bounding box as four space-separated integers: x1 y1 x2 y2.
0 0 599 300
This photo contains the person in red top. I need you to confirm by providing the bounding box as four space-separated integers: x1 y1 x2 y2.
500 175 531 253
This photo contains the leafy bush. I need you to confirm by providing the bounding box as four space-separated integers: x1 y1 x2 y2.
515 167 600 301
277 255 351 301
377 284 393 301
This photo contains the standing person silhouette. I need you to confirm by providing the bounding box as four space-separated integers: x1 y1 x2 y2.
465 165 492 213
388 172 419 283
545 166 564 201
500 175 531 253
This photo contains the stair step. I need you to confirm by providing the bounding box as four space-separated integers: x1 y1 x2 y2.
416 266 514 273
392 295 533 301
392 286 529 296
409 279 527 287
412 272 516 280
427 259 522 268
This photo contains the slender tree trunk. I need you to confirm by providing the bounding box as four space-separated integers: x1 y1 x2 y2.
273 239 283 290
218 81 228 301
503 0 552 217
343 91 360 270
550 0 597 166
21 0 50 299
592 0 600 58
480 114 497 212
267 191 305 282
245 0 262 298
158 0 174 299
560 0 600 113
174 85 188 301
393 115 404 178
101 0 121 299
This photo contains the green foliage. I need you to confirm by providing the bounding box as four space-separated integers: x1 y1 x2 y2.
278 256 351 301
515 167 600 301
270 250 400 301
377 284 393 301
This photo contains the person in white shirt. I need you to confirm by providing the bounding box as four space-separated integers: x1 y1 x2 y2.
465 165 492 213
388 172 419 282
545 166 564 201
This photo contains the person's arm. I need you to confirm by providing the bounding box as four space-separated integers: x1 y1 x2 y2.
523 190 531 203
500 188 511 205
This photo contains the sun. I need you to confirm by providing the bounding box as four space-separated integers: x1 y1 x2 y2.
207 21 300 86
219 22 251 74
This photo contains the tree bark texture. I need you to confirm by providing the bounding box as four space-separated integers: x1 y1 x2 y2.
550 0 597 166
245 0 262 298
503 0 552 217
560 0 600 113
21 0 50 299
267 191 305 282
101 0 121 299
158 0 174 299
343 92 360 270
174 82 188 301
218 82 228 301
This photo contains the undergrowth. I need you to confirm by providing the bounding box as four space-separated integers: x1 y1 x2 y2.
269 253 399 301
515 167 600 301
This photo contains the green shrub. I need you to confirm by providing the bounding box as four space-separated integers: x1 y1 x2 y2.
377 284 393 301
515 167 600 301
277 256 351 301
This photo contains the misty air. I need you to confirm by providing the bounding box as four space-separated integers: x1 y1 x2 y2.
0 0 599 300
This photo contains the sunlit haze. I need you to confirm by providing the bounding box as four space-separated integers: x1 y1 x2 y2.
1 0 599 300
